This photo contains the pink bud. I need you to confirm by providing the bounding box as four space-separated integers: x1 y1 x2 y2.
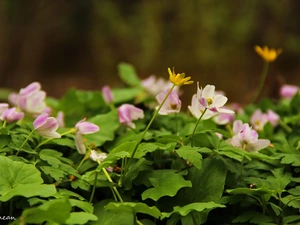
102 85 114 104
33 113 60 138
118 104 144 129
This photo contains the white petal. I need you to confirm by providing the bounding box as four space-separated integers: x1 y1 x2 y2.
202 85 215 98
212 95 227 108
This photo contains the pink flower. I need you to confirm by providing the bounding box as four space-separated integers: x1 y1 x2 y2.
188 83 234 120
228 120 270 152
102 85 114 104
75 119 99 154
280 84 299 99
118 104 144 129
9 82 47 115
251 109 280 131
156 90 181 115
250 109 269 131
214 107 235 125
1 107 24 122
266 110 280 127
142 75 180 96
33 113 60 138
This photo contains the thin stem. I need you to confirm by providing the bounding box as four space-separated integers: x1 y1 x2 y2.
191 108 207 147
34 128 77 151
279 120 292 133
16 129 35 156
89 172 98 203
102 167 123 202
76 150 90 171
250 61 269 104
175 113 178 135
2 120 7 128
110 187 118 202
124 85 176 175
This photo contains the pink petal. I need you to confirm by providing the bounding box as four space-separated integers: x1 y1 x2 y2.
76 121 99 134
19 82 41 96
102 85 114 104
232 120 243 135
33 113 48 129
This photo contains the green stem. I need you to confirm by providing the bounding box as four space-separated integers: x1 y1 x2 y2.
76 150 90 171
251 61 269 104
175 113 178 135
34 128 76 151
123 85 176 175
279 120 292 133
16 129 35 156
191 108 207 147
89 172 98 203
2 120 7 128
102 167 123 202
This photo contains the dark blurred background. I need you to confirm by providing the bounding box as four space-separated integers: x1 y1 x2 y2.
0 0 300 103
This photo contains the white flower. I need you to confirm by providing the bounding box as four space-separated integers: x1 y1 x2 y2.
156 90 181 115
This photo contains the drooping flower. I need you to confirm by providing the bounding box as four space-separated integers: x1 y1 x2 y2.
118 104 144 129
90 150 113 172
102 85 114 104
75 119 100 154
280 84 299 99
9 82 47 116
228 120 270 152
156 90 181 115
168 68 193 86
142 75 180 96
33 113 61 138
1 107 24 123
254 45 282 62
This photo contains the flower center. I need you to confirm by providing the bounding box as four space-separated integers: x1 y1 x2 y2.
170 104 178 110
207 98 213 105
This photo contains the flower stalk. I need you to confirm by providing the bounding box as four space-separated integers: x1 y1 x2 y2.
191 108 207 147
250 61 269 104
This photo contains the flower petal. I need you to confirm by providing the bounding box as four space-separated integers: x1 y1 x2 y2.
76 121 99 134
202 85 215 99
33 113 48 129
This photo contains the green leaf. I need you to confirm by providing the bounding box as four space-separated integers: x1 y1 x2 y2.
22 198 72 224
179 158 227 203
105 202 161 219
268 202 282 216
266 168 292 192
86 111 120 146
288 186 300 195
112 87 143 104
141 171 192 201
227 186 274 196
281 195 300 209
282 215 300 224
161 202 225 219
176 146 203 169
232 211 273 224
90 200 134 225
118 62 141 87
40 166 67 181
0 184 56 202
0 135 11 150
136 142 175 158
65 212 98 224
0 155 43 195
280 153 300 166
69 199 93 213
58 189 87 201
48 138 76 148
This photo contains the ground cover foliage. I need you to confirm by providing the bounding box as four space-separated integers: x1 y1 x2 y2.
1 61 300 225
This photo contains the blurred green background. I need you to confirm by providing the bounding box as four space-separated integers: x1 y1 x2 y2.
0 0 300 104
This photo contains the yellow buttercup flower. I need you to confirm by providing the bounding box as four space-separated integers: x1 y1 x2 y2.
254 45 282 62
168 68 193 86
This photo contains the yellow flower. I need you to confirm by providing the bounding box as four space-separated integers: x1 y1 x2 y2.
168 68 193 86
254 45 282 62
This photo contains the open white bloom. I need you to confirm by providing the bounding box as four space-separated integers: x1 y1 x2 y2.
228 120 270 152
188 83 234 120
